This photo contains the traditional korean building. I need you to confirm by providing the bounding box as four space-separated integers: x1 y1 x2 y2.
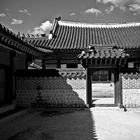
23 17 140 108
2 17 140 108
0 24 52 106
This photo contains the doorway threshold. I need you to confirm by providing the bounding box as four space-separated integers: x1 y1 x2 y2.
92 104 116 107
92 97 115 107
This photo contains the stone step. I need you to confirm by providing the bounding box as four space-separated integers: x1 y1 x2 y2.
92 97 114 105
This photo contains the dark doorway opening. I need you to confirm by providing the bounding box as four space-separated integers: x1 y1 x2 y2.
0 66 13 106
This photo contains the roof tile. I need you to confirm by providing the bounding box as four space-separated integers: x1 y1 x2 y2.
0 23 52 56
25 20 140 50
78 48 128 59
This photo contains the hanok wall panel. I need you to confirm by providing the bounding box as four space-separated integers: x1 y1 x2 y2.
122 74 140 108
16 75 86 108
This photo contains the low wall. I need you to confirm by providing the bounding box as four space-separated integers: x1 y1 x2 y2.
122 73 140 108
16 70 86 108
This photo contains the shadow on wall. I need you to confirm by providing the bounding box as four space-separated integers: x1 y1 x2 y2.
16 69 86 108
5 109 98 140
31 77 85 108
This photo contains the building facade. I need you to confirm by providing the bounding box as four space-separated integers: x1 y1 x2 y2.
1 17 140 108
0 24 51 106
23 17 140 107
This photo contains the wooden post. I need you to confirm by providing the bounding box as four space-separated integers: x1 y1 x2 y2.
114 69 119 105
114 65 123 107
119 73 123 107
86 68 92 107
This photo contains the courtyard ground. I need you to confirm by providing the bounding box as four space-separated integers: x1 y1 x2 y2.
0 107 140 140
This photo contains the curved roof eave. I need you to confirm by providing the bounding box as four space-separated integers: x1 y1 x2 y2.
0 23 52 57
24 18 140 50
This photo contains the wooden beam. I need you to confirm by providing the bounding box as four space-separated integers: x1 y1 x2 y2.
88 65 117 69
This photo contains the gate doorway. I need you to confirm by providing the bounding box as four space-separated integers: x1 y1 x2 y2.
91 70 115 106
78 45 129 107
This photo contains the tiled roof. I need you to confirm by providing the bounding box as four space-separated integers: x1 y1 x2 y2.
16 69 86 79
122 73 140 79
0 24 52 57
78 47 128 59
25 18 140 50
59 71 86 79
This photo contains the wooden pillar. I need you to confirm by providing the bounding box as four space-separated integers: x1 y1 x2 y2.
114 66 122 107
119 73 123 107
114 69 118 105
42 59 45 70
117 65 123 107
86 68 92 107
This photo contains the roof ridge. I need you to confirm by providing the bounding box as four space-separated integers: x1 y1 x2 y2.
58 20 140 28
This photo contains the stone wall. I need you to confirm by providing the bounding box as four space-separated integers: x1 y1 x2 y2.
16 71 86 108
122 73 140 108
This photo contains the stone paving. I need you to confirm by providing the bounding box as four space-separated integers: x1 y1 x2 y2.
0 108 140 140
91 107 140 140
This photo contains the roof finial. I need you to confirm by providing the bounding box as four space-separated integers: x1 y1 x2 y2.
49 16 61 40
22 33 25 40
17 32 20 37
55 16 61 21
